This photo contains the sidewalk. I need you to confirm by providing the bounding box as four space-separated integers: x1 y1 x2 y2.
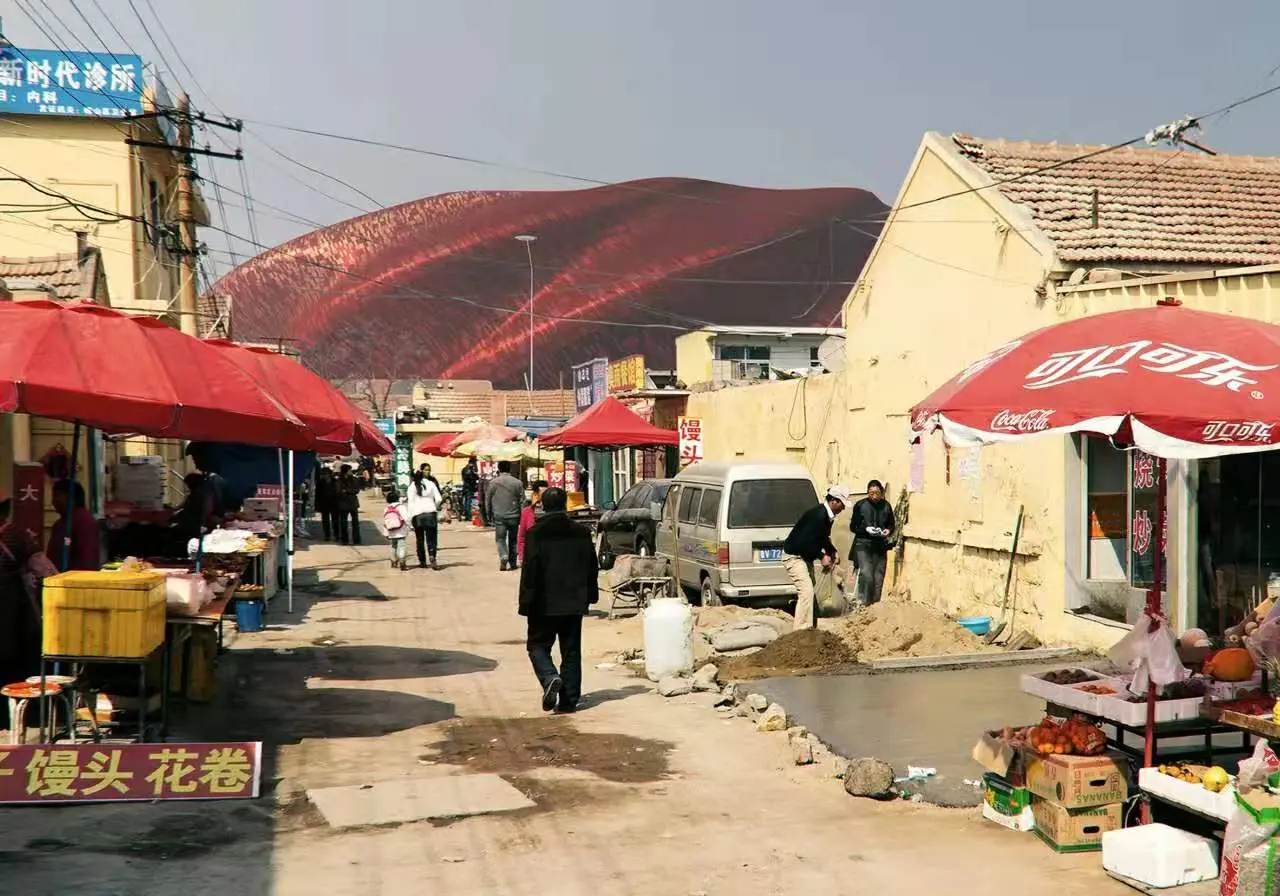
0 514 1127 895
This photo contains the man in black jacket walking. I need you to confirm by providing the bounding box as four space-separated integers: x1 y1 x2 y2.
850 479 896 607
782 485 850 632
518 487 599 713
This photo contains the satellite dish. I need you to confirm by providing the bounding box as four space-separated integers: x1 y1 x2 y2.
816 335 847 374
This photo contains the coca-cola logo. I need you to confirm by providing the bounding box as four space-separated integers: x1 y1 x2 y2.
1202 420 1276 444
991 409 1053 433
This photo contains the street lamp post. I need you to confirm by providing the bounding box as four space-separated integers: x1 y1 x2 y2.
514 234 537 390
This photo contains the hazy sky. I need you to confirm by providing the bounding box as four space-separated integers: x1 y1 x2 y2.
11 1 1280 279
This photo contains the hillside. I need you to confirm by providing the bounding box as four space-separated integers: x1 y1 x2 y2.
214 177 887 385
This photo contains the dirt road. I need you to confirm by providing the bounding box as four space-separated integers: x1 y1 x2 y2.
0 515 1127 895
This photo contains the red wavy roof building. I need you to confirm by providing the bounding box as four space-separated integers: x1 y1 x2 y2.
215 177 887 386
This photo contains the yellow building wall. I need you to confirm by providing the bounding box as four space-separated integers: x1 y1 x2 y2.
0 116 179 313
674 330 715 386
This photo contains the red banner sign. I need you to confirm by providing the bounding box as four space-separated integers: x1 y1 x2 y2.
0 742 262 804
12 463 44 549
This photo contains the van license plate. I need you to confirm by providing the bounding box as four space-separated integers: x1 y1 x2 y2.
757 548 783 562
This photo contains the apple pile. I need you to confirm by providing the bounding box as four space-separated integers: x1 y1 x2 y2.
1027 714 1107 756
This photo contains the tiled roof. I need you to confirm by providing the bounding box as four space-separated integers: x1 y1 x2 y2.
422 391 496 423
951 134 1280 266
0 251 104 300
502 389 576 418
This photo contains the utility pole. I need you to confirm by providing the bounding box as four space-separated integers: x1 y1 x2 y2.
175 92 198 337
515 233 537 390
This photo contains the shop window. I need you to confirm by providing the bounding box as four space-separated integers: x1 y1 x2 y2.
1083 438 1166 589
1085 438 1127 581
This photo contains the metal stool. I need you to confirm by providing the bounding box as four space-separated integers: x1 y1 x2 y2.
3 680 76 745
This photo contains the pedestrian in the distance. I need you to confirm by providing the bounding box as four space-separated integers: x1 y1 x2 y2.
781 485 849 631
487 461 525 571
519 486 598 714
461 457 480 522
406 469 444 569
850 479 896 607
315 468 337 541
517 479 549 567
380 489 409 571
335 464 362 545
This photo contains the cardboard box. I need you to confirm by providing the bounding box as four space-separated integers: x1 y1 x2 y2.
1032 797 1123 852
982 800 1035 833
984 772 1031 816
972 731 1027 783
1024 750 1128 809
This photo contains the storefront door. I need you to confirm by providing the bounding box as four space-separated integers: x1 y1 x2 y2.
1196 454 1280 635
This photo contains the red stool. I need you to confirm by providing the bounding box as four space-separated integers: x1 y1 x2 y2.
3 680 75 745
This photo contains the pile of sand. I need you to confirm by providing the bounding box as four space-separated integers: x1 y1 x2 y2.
716 629 856 680
836 597 992 661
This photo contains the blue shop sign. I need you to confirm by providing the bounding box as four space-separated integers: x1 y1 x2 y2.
0 46 143 118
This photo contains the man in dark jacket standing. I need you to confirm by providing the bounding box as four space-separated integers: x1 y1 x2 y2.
782 485 849 632
461 457 480 522
850 479 896 607
519 487 598 713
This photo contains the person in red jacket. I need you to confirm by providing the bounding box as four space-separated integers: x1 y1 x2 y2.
517 479 549 567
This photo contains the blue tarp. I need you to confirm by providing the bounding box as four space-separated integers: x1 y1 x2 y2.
186 442 316 506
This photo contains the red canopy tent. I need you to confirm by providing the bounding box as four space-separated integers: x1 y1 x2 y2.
0 301 311 449
538 397 678 448
205 339 391 456
416 432 462 457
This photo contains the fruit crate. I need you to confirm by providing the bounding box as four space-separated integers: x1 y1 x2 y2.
1137 765 1235 822
1020 668 1126 716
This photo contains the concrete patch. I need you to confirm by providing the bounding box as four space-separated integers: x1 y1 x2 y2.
307 774 534 829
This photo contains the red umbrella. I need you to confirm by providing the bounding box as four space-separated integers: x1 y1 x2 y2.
204 339 391 455
539 396 678 448
910 299 1278 779
911 301 1280 457
416 432 462 456
0 300 311 448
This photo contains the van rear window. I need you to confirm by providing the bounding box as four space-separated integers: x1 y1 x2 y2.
727 479 818 529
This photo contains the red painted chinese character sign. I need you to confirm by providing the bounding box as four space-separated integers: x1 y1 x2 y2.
12 463 44 549
1129 451 1166 589
677 416 703 466
0 742 261 804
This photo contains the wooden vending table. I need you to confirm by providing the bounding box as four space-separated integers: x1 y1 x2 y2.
165 576 239 701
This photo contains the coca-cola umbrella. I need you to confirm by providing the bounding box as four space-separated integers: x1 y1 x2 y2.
910 299 1280 775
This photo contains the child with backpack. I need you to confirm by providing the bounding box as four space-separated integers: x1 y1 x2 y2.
381 489 409 571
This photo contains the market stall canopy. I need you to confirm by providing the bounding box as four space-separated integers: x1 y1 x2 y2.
909 301 1280 460
538 396 678 448
204 339 386 455
338 394 395 456
461 437 536 460
444 423 526 455
416 431 462 457
0 300 312 449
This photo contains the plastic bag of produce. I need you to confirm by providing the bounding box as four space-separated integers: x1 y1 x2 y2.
815 567 847 617
1247 616 1280 668
1237 739 1280 795
1221 810 1280 896
1111 615 1188 695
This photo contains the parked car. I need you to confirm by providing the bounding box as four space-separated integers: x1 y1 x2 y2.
654 461 818 607
597 479 673 561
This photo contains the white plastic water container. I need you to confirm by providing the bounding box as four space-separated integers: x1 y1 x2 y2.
1102 823 1219 888
643 597 694 682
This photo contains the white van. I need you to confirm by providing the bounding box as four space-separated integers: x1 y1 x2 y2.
655 461 819 607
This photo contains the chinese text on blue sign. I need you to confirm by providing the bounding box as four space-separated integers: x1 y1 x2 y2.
571 358 609 412
0 48 143 118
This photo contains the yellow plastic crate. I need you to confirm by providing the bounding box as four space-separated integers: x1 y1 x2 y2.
42 570 166 658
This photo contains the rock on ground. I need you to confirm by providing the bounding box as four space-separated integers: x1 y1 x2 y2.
692 663 719 691
747 693 768 712
843 758 896 799
657 676 693 697
693 632 715 665
791 737 815 766
757 703 788 732
708 621 780 653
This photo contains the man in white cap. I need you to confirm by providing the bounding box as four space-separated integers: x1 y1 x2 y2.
781 485 850 631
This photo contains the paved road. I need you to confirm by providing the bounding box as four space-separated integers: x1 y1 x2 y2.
0 511 1127 895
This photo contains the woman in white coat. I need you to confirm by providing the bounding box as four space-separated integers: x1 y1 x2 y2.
405 470 444 569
